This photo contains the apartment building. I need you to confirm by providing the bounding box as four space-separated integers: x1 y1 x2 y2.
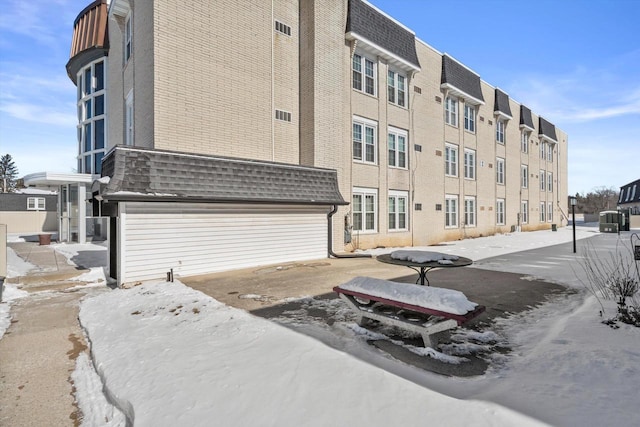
85 0 567 283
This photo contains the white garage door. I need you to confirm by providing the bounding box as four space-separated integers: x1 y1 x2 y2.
118 202 329 284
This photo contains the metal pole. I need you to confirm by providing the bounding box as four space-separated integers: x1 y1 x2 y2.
572 204 576 253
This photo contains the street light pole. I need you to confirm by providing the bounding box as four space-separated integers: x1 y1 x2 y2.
570 197 577 253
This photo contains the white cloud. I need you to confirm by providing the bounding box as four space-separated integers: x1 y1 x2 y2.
0 102 76 126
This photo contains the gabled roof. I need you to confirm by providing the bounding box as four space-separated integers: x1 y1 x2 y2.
520 105 535 131
539 117 558 143
440 55 484 105
98 146 347 206
494 89 512 119
346 0 420 70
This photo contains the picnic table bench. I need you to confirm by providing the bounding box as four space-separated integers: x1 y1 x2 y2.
334 277 485 348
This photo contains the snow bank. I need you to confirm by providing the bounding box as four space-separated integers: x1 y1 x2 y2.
79 280 544 427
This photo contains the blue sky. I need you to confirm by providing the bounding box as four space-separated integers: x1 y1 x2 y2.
0 0 638 195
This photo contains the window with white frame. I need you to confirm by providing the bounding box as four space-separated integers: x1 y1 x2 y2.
521 164 528 188
540 170 545 190
547 172 553 192
496 119 505 144
540 202 546 222
496 199 505 225
353 117 377 164
540 142 546 159
27 197 45 210
464 149 476 180
388 127 407 168
387 70 406 107
352 187 377 233
547 144 553 162
464 105 475 133
521 200 528 223
352 53 375 96
548 202 553 222
125 91 134 146
445 96 458 127
521 131 528 153
445 195 458 228
464 196 476 227
496 157 505 184
77 58 106 174
124 14 132 64
445 144 458 177
388 190 408 231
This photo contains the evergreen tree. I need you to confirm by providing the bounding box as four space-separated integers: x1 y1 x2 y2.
0 154 19 193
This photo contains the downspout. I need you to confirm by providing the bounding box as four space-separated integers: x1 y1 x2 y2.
328 205 371 258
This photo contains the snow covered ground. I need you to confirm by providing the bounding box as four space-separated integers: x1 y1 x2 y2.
2 225 639 426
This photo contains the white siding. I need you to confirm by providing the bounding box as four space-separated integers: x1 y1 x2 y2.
119 202 329 283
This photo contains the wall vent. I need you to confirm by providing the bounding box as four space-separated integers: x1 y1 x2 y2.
275 109 292 122
414 86 422 94
414 144 422 152
275 20 291 36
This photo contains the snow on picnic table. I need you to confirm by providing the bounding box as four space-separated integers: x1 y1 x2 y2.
337 276 477 314
79 280 544 427
390 250 460 263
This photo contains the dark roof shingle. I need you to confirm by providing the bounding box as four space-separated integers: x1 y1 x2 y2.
520 105 535 130
99 146 347 206
539 117 558 142
346 0 420 69
441 55 484 103
494 89 512 118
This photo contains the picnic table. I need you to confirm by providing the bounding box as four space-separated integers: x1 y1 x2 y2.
376 250 473 286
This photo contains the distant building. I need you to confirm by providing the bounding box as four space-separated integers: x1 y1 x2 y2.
0 190 57 234
618 179 640 214
70 0 568 283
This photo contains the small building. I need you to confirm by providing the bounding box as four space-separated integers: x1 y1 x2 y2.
618 179 640 229
95 146 347 285
0 190 58 235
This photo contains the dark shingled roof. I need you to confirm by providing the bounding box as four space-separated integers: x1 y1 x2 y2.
441 55 484 103
99 146 347 205
520 105 535 130
346 0 420 69
494 89 512 118
539 117 558 142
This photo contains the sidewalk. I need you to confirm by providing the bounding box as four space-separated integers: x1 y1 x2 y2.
0 241 98 427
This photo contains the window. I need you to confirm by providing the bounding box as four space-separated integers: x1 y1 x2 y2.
77 59 106 174
521 131 528 153
540 142 546 159
540 170 545 191
547 172 553 192
352 53 375 96
388 191 408 231
632 185 637 201
124 14 132 63
445 144 458 177
445 195 458 228
125 91 134 146
521 164 528 188
521 200 528 224
274 20 291 36
626 186 631 201
445 96 458 126
352 188 377 232
464 105 475 132
464 149 476 180
548 202 553 222
540 202 546 222
353 117 377 164
496 199 505 225
464 196 476 227
496 157 505 184
496 120 505 144
547 145 553 162
27 197 45 210
388 127 407 168
387 70 406 107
